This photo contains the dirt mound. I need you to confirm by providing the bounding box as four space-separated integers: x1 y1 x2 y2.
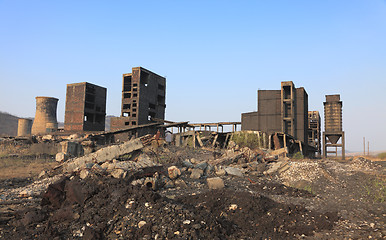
3 175 338 240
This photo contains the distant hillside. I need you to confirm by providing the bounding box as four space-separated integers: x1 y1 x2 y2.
0 112 19 136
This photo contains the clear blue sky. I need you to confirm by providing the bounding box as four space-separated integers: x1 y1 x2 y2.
1 0 385 152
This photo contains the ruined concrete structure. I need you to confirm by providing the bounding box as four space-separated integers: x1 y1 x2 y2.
308 111 321 157
323 94 345 159
241 81 308 143
64 82 107 132
31 97 59 135
111 67 166 132
17 118 32 136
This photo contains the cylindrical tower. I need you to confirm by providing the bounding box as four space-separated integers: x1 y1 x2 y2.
323 95 342 144
31 97 59 135
17 118 33 136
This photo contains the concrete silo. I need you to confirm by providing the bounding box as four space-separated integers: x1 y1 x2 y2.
323 94 345 160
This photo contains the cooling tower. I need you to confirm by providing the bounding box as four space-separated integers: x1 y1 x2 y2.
17 118 33 136
31 97 59 135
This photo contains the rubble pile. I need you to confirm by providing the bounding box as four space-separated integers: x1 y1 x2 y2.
0 134 385 239
279 161 323 183
350 157 382 171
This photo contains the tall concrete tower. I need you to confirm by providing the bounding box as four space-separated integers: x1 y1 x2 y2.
323 94 345 160
31 97 59 135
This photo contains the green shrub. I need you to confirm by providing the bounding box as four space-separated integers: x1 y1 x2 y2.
231 132 260 149
292 152 304 159
377 152 386 159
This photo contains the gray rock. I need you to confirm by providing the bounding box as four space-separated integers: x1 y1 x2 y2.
85 163 95 169
164 179 175 189
205 164 214 175
207 177 225 189
190 169 204 179
195 162 208 171
111 169 126 179
79 169 90 179
55 152 67 162
38 170 48 179
175 179 187 188
168 166 181 179
137 154 154 168
264 161 283 175
215 166 226 176
182 160 194 168
225 167 243 177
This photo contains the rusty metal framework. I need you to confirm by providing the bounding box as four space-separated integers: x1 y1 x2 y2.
308 111 321 157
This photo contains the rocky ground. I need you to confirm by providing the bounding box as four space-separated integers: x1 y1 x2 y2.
0 139 384 240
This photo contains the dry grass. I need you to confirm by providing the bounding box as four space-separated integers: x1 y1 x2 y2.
0 157 58 179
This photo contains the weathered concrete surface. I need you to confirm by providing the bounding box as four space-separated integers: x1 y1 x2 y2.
207 177 225 189
190 169 204 179
224 167 243 177
63 138 144 173
60 141 84 157
17 118 32 136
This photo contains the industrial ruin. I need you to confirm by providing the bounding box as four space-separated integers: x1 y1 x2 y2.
110 67 166 129
241 81 320 157
308 111 321 157
241 81 308 141
4 68 385 240
64 82 107 132
11 68 345 158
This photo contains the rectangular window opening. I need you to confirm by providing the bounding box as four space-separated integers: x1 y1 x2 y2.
123 76 132 91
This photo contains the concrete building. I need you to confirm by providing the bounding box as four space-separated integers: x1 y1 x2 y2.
31 97 59 135
64 82 107 132
111 67 166 131
323 94 345 159
241 81 308 143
